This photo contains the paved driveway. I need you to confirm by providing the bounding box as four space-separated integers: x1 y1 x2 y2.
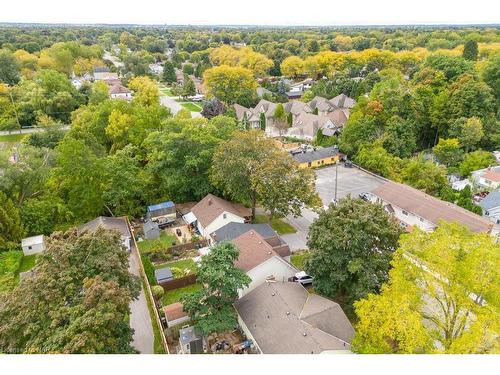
128 244 154 354
160 95 202 118
283 164 385 251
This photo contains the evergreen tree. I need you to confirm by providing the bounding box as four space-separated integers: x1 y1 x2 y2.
162 61 177 84
463 40 478 61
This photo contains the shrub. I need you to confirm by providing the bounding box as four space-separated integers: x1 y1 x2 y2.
141 255 156 285
152 285 164 300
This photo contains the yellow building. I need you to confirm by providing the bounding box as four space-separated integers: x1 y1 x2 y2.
291 146 340 169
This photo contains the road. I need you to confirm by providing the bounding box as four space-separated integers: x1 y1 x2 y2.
0 125 69 136
160 95 202 118
128 243 154 354
283 164 385 251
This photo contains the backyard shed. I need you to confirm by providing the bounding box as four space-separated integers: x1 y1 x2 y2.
143 220 160 240
21 235 45 256
155 267 174 284
178 326 205 354
147 201 176 221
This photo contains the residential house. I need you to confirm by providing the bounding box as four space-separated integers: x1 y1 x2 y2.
291 146 341 169
308 96 336 116
108 82 132 100
186 194 251 240
234 281 354 354
288 112 338 141
178 326 205 354
93 66 119 82
369 181 500 237
149 62 164 75
210 222 290 259
79 216 132 251
21 235 45 256
478 191 500 225
143 220 160 240
330 93 356 110
231 230 297 297
471 166 500 190
147 201 176 222
284 100 313 123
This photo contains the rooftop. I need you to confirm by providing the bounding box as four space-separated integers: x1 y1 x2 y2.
21 235 44 247
234 282 354 354
478 191 500 211
291 146 339 164
211 222 277 242
79 216 131 238
232 230 280 272
191 194 251 228
371 181 495 233
155 267 173 283
147 201 175 212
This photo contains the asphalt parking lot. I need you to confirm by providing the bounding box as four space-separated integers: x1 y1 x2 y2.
315 163 385 205
283 164 385 251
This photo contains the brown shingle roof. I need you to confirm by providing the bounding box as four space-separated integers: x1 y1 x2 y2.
191 194 251 228
371 181 494 233
232 230 279 272
483 170 500 183
163 302 188 321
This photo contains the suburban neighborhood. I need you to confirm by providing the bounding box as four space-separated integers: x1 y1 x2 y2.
0 5 499 373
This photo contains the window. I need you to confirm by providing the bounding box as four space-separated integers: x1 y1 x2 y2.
308 162 311 167
402 210 408 216
28 246 32 250
223 213 227 219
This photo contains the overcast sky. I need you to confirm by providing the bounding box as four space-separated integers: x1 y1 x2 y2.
1 0 499 25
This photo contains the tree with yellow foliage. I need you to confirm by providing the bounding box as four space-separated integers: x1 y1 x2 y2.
203 65 257 106
209 45 273 76
353 222 500 354
128 76 159 106
280 56 304 78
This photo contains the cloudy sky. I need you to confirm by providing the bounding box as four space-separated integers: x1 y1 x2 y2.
1 0 499 25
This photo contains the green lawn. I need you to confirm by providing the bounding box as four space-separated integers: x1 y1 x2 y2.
253 214 297 235
138 232 178 254
18 254 37 273
159 88 173 96
0 133 27 142
290 251 310 270
161 283 202 306
0 251 23 293
180 102 202 112
154 258 198 278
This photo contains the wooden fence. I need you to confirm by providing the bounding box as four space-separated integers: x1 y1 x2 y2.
159 273 198 291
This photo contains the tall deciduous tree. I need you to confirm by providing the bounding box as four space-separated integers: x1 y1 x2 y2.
353 223 500 354
0 49 20 85
203 65 257 106
0 229 140 353
306 196 403 314
181 242 250 335
0 192 25 252
433 138 463 167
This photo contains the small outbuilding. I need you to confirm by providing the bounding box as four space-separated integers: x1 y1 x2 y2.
21 235 45 256
155 267 174 284
178 326 205 354
143 220 160 240
147 201 176 221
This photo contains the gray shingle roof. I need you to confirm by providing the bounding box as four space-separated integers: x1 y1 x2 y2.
155 267 173 283
478 191 500 211
234 282 354 353
291 146 339 164
211 222 277 242
79 216 131 237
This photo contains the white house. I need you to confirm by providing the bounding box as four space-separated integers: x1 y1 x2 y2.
21 235 45 256
369 181 499 238
478 191 500 225
471 166 500 190
188 194 251 240
231 230 297 297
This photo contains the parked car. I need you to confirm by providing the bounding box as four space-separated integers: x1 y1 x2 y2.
290 271 313 286
359 192 370 201
176 228 182 237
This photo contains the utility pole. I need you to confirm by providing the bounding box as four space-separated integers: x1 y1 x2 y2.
334 160 338 203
